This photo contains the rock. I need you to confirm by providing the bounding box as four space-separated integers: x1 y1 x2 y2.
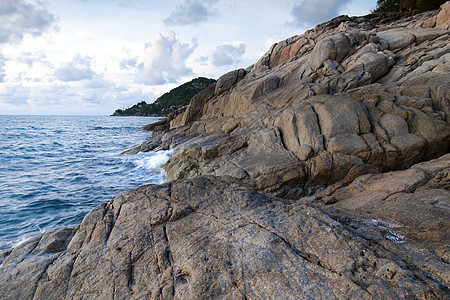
327 133 369 155
317 154 450 289
173 83 216 127
214 69 246 96
377 29 416 50
2 5 450 299
124 5 450 192
141 118 167 131
437 1 450 29
379 113 409 137
251 75 280 99
346 51 394 81
1 173 448 299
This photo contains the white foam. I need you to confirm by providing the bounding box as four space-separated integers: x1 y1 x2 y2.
132 150 172 184
135 150 172 171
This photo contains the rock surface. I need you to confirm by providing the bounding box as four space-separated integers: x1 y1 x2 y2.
1 155 449 299
129 5 450 197
1 5 450 300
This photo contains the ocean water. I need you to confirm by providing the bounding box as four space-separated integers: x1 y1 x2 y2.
0 115 171 250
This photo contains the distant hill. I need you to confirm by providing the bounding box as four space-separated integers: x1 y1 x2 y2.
112 77 216 116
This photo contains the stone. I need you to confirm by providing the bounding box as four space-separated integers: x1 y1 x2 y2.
327 133 369 155
2 5 450 299
251 75 280 99
178 83 216 126
436 1 450 29
347 51 394 81
377 29 416 50
379 113 409 137
310 96 370 139
319 155 450 289
1 173 448 299
214 69 246 95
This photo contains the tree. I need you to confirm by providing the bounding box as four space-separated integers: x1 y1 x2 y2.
375 0 401 12
374 0 446 12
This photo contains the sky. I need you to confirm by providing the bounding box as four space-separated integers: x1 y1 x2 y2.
0 0 378 115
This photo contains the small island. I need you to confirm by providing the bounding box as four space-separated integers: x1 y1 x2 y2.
111 77 216 117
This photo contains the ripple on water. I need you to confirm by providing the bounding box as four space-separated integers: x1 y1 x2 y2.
0 115 168 250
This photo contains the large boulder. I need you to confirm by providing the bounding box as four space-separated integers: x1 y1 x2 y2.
1 163 449 299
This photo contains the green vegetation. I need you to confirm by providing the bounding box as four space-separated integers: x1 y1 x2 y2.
374 0 446 13
112 77 216 116
375 0 400 12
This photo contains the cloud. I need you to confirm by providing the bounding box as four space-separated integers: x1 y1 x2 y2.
196 56 209 65
117 0 138 8
54 54 96 82
0 0 54 84
135 31 197 85
212 43 246 66
0 54 7 82
0 84 31 105
17 51 49 68
119 58 137 70
163 0 217 26
0 0 55 45
289 0 353 27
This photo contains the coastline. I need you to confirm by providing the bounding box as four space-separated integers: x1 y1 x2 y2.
0 115 167 252
1 4 449 299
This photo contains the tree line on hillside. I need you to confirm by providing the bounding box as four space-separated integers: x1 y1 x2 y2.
112 77 216 117
375 0 446 13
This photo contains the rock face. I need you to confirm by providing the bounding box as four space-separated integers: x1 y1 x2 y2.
1 155 449 299
131 5 450 198
1 5 450 300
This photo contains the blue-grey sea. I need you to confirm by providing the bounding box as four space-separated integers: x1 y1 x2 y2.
0 115 171 250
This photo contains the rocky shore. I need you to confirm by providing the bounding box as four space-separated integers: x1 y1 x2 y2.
1 3 449 299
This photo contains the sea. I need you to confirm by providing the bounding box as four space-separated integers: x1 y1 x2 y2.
0 115 171 251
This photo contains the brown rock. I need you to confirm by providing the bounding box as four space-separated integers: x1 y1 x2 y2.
320 154 450 288
1 174 448 299
436 1 450 29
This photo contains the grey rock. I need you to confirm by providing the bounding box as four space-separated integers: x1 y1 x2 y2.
1 172 448 299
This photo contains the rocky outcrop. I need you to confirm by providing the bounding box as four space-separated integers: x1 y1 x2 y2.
1 4 449 299
135 6 450 197
1 154 449 299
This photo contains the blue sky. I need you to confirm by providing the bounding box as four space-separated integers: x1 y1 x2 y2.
0 0 378 115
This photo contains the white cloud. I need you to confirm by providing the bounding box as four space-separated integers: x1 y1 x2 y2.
54 54 96 82
0 54 7 82
0 0 54 84
163 0 217 26
17 51 49 68
197 56 209 65
0 77 157 115
289 0 353 27
119 58 137 70
212 43 246 66
0 0 55 45
0 84 30 105
135 31 197 85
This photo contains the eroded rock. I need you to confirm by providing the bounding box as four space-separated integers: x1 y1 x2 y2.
1 171 448 299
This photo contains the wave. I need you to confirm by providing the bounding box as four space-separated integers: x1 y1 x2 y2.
132 150 172 184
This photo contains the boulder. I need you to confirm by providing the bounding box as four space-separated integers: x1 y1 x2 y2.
127 8 450 191
1 170 448 299
214 69 246 96
437 1 450 29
